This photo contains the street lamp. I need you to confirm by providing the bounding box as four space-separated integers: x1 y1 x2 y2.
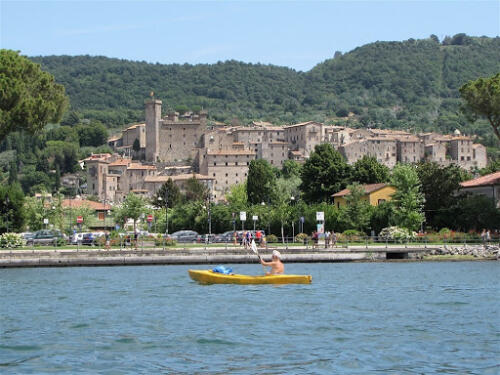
291 196 295 242
158 188 169 235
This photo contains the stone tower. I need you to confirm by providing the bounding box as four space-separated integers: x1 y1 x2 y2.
145 99 162 162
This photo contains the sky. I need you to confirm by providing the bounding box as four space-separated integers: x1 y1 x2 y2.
1 0 499 71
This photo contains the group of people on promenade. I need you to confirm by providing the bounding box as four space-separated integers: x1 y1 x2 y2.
312 230 337 248
480 229 492 242
238 230 265 249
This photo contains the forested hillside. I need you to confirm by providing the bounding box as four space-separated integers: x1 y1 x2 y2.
30 34 500 141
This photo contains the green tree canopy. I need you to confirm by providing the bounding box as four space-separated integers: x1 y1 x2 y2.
152 178 182 209
300 144 351 203
351 156 390 184
247 159 276 204
0 183 25 233
113 193 147 232
339 183 372 232
281 159 302 179
416 162 470 229
390 164 425 232
184 176 209 202
460 73 500 141
0 49 68 143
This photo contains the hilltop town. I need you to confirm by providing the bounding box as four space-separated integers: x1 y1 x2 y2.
85 98 487 203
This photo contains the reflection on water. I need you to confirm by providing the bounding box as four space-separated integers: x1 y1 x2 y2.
0 262 499 374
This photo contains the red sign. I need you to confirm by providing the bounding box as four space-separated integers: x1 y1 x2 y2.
147 214 153 222
76 216 83 224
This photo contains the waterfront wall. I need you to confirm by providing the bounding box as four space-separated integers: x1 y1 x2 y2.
0 245 497 268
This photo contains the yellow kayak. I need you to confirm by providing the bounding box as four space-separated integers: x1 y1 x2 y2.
188 270 312 285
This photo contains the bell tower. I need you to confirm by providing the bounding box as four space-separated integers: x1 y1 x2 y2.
145 96 162 162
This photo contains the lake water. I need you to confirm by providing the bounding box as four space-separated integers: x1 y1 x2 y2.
1 262 499 374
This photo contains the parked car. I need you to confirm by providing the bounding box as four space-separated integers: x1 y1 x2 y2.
168 230 200 243
81 232 105 246
26 230 67 246
201 234 216 243
21 232 35 241
70 232 85 245
215 231 235 243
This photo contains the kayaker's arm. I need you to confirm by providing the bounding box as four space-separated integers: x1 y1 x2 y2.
260 258 273 266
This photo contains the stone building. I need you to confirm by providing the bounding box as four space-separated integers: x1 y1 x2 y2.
257 141 288 167
200 149 256 200
143 174 215 197
284 121 323 157
397 136 424 163
145 99 207 163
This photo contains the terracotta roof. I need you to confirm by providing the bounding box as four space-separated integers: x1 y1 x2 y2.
283 121 321 129
107 135 121 142
332 183 389 197
460 172 500 188
125 123 145 130
62 199 111 211
207 150 255 155
108 158 132 166
144 174 214 183
127 163 157 170
83 153 111 162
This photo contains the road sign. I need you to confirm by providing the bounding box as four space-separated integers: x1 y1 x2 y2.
300 216 305 223
240 211 246 221
252 215 258 221
43 218 49 224
147 214 153 222
316 211 324 221
76 216 83 224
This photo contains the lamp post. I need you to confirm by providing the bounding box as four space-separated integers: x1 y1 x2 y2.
158 187 169 236
207 193 212 240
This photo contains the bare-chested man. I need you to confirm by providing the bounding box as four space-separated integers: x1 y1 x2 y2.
260 250 284 275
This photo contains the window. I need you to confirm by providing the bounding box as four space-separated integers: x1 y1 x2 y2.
213 162 216 166
225 162 228 166
225 173 228 177
236 173 238 177
213 173 216 177
98 212 105 221
377 199 386 205
235 162 238 166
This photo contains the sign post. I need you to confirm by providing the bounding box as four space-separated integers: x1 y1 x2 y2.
316 211 325 244
240 211 246 231
252 215 258 232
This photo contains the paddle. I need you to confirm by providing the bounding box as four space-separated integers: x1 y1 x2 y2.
250 239 261 260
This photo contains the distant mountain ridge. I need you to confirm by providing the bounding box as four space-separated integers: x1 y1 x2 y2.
30 34 500 139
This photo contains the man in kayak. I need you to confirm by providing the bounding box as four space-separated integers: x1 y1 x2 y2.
260 250 284 275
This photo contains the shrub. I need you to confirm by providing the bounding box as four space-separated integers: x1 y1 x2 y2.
154 236 177 247
379 226 416 243
266 234 278 243
295 233 308 243
0 233 26 248
340 229 365 242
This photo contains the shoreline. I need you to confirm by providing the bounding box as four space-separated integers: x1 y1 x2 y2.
0 245 497 268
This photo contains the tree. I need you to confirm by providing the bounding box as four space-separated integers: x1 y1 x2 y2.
351 156 390 184
281 159 302 179
247 159 276 204
447 195 500 231
460 73 500 141
416 162 470 229
184 177 209 202
390 164 425 232
300 144 351 203
113 193 146 233
0 49 68 143
0 183 25 233
8 160 17 184
132 138 141 153
339 183 371 232
152 178 181 209
226 183 248 212
76 122 108 147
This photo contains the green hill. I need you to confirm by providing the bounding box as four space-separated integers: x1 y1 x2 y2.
30 34 500 139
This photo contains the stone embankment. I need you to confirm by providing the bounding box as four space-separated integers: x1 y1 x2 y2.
430 244 499 259
0 244 497 268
